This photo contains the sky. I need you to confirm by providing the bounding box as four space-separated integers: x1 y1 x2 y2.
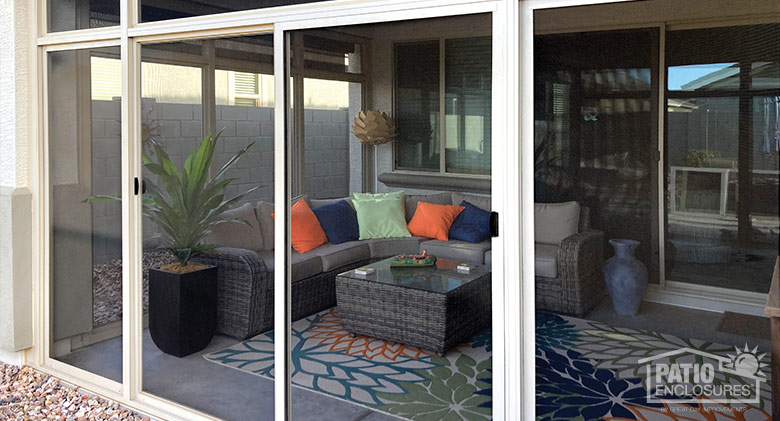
667 63 736 90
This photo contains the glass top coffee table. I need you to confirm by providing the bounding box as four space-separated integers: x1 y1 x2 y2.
335 257 491 354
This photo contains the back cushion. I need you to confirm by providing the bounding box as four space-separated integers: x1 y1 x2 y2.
404 192 452 222
205 202 264 252
451 192 491 212
535 201 580 245
255 195 307 251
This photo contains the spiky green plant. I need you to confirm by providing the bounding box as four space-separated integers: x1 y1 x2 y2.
86 131 259 266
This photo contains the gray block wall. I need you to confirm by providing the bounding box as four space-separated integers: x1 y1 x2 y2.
91 99 350 262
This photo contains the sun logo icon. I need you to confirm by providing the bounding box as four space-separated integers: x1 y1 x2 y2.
724 344 768 378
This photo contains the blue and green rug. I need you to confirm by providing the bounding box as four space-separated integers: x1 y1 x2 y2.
204 310 772 420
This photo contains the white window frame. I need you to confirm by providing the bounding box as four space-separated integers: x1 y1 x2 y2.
29 0 634 420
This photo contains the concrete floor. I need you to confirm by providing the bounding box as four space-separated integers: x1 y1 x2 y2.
59 330 399 421
58 298 771 420
585 298 771 352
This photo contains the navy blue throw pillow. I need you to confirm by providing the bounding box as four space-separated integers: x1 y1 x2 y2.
448 200 491 243
312 200 359 244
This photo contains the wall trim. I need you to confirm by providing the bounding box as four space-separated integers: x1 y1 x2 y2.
0 186 33 354
378 171 491 193
644 284 768 317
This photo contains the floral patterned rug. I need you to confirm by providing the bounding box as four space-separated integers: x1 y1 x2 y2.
204 310 773 421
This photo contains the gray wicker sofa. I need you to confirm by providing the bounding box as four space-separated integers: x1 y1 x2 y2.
190 193 604 340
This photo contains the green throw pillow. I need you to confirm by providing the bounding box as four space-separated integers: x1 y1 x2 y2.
353 197 411 240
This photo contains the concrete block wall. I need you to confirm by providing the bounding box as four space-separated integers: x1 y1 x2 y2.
91 99 350 260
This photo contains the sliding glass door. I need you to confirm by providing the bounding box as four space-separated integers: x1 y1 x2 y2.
665 24 780 293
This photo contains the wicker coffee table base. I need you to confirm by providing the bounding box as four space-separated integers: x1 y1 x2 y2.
335 271 491 354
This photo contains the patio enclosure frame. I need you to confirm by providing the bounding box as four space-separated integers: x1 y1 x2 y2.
28 0 632 420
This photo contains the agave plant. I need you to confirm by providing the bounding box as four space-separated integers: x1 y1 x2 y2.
87 131 259 267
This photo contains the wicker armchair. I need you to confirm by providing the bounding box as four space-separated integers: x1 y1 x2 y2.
535 206 605 316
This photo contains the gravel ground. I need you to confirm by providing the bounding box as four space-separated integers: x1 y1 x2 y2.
93 250 176 328
0 363 150 420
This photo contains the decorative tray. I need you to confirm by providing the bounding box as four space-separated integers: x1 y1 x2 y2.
390 250 437 267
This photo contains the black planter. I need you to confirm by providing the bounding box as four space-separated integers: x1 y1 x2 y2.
149 265 218 358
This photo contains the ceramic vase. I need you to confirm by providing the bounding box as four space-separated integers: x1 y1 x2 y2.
603 239 647 316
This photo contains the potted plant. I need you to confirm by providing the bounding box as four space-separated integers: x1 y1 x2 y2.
87 131 258 357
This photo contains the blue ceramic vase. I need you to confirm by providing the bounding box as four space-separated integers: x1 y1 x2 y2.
603 239 648 316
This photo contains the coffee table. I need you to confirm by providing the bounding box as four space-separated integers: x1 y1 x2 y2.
335 257 491 354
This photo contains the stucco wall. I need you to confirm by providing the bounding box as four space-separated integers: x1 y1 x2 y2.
0 0 32 359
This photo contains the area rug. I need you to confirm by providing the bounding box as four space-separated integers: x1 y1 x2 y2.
204 310 773 420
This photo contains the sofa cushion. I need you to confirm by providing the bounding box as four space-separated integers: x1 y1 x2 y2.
366 236 426 258
449 200 492 244
353 197 411 240
484 250 492 266
535 201 580 245
407 202 464 241
419 239 490 264
311 241 370 271
255 195 307 251
404 192 452 222
312 200 359 244
205 202 263 252
256 250 323 282
451 192 490 212
535 243 558 278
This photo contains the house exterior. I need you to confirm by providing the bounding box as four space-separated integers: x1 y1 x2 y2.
0 0 777 420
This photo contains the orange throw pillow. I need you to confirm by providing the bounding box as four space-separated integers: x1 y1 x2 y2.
407 201 465 241
274 200 328 253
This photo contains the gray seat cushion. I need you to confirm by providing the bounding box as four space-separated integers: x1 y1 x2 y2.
256 250 323 282
404 192 452 221
311 241 370 271
535 243 558 278
484 250 492 266
419 239 491 264
366 236 426 258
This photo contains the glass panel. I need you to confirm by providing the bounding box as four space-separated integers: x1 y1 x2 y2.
534 29 659 281
48 0 119 32
394 41 441 172
48 47 123 382
289 18 492 420
139 36 274 419
140 0 329 23
445 37 492 175
303 35 362 74
666 24 780 293
302 78 357 199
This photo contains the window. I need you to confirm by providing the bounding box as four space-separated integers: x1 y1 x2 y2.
394 37 492 176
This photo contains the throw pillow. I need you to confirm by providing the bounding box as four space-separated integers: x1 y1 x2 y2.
353 190 405 214
534 201 580 245
449 200 492 243
205 202 263 251
407 201 465 241
352 197 411 240
404 192 452 222
270 198 328 253
312 200 359 244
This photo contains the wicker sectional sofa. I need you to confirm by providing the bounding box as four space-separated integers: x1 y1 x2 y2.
189 192 604 340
